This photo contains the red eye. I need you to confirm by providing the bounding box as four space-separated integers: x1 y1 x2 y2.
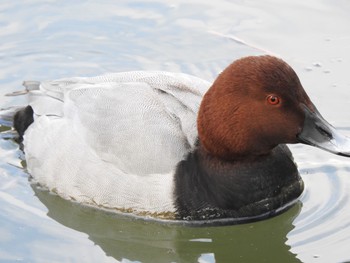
267 95 280 105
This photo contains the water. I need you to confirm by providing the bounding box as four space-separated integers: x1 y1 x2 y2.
1 0 350 262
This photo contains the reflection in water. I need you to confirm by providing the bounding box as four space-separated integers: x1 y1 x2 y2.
286 153 350 262
34 186 302 263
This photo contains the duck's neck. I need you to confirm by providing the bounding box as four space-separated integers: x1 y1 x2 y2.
173 143 304 222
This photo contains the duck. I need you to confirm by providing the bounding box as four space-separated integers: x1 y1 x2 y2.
12 55 350 225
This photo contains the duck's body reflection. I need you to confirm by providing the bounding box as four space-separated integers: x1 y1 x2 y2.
33 186 302 263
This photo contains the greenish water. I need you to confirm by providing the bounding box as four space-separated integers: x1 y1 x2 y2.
1 0 350 262
33 188 303 263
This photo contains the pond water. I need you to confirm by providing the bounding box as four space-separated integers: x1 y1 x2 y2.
1 0 350 262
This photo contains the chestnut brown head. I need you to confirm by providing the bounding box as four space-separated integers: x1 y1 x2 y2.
197 56 350 159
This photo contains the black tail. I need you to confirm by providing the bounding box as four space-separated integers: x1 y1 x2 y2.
13 106 34 141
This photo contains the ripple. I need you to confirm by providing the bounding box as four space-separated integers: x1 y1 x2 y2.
287 151 350 262
1 0 350 262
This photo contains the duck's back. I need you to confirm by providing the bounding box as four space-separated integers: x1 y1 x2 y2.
24 71 210 213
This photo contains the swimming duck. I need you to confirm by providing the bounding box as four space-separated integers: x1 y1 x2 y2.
13 55 350 224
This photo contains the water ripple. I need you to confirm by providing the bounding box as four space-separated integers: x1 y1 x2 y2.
287 150 350 262
1 0 350 262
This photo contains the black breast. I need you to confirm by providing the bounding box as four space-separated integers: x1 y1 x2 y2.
173 144 304 224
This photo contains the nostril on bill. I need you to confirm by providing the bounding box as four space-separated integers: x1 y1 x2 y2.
316 125 333 140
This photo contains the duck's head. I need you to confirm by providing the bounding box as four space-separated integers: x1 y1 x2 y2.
198 55 350 159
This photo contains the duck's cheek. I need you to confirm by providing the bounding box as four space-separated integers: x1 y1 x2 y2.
266 116 302 145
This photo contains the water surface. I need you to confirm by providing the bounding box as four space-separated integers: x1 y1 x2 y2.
1 0 350 262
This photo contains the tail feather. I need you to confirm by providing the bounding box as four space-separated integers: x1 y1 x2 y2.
13 106 34 141
22 80 40 91
1 81 39 142
5 81 40 97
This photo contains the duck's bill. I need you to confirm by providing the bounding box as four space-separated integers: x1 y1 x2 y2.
297 104 350 157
